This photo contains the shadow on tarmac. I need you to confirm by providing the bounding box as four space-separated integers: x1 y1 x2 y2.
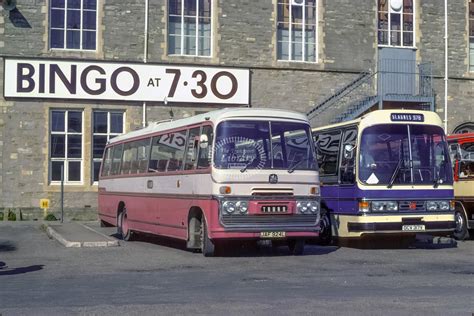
0 241 16 252
119 232 339 257
0 264 44 276
334 234 458 250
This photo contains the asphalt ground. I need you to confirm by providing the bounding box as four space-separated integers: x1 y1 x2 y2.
0 221 473 315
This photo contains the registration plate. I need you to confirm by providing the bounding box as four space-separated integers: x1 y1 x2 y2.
402 224 425 231
260 231 286 238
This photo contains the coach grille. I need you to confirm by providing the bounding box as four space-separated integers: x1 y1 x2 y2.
220 214 319 228
399 201 426 211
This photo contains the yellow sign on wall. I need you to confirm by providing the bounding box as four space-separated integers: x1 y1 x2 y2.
40 199 50 209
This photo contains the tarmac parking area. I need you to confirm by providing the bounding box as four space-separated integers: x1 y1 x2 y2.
0 221 473 315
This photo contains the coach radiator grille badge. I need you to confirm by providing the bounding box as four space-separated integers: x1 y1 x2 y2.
269 174 278 184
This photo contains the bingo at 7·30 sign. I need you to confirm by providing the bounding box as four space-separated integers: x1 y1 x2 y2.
4 58 250 105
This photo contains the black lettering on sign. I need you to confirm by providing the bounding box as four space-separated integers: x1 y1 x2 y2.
191 70 207 99
166 69 181 97
175 135 185 147
50 64 77 94
81 65 106 95
110 67 139 96
17 63 35 93
39 64 45 93
211 71 238 100
147 78 161 87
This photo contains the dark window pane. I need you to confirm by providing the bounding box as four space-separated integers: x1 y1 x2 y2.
83 10 96 29
67 0 81 9
93 135 108 158
169 15 182 35
403 31 413 46
84 0 97 10
183 36 196 55
198 0 211 17
93 112 107 133
51 161 64 181
52 0 65 8
93 161 101 182
390 13 401 31
391 30 401 46
66 30 80 49
51 135 65 158
110 113 123 133
68 161 81 181
51 9 65 28
169 0 182 15
403 0 413 13
378 30 388 45
68 135 82 158
67 10 81 29
68 111 82 133
168 35 181 54
277 3 289 23
83 31 96 50
184 0 197 16
52 111 65 131
50 29 65 48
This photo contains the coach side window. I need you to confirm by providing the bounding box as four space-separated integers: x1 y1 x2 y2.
121 141 136 175
110 144 123 175
184 127 201 170
314 130 341 182
339 128 357 184
101 147 112 177
149 131 187 172
197 125 213 169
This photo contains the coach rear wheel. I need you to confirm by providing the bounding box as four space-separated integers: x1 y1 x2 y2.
288 239 305 255
119 209 134 241
453 210 469 240
200 217 215 257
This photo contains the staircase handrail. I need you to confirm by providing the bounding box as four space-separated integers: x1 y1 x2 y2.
307 71 373 119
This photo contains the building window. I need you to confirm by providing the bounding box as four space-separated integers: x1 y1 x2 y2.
277 0 317 62
378 0 414 47
50 110 83 183
50 0 97 50
92 111 124 182
470 0 474 72
168 0 212 56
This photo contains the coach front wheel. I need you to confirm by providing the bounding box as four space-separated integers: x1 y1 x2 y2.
453 210 469 240
200 217 215 257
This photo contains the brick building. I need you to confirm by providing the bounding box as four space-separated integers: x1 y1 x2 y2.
0 0 473 217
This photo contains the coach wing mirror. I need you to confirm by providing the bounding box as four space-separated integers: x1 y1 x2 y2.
343 144 355 160
199 134 209 149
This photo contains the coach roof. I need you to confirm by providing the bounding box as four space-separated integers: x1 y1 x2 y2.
109 107 309 145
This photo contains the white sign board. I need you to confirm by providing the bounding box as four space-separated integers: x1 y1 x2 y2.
4 58 250 105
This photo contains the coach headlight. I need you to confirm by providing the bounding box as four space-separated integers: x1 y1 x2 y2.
371 201 385 212
437 201 450 211
235 201 248 214
386 201 398 211
296 200 319 214
426 201 438 211
222 201 236 215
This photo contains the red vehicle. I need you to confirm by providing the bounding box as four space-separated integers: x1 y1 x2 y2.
448 133 474 240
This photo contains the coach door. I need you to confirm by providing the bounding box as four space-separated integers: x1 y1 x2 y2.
315 130 342 214
338 127 358 214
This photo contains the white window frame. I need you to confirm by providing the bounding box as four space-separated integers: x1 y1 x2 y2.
91 111 125 184
377 0 415 48
276 0 318 63
167 0 213 57
49 110 84 184
49 0 98 51
469 0 474 72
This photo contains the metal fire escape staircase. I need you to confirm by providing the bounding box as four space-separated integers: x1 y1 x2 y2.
307 60 434 125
